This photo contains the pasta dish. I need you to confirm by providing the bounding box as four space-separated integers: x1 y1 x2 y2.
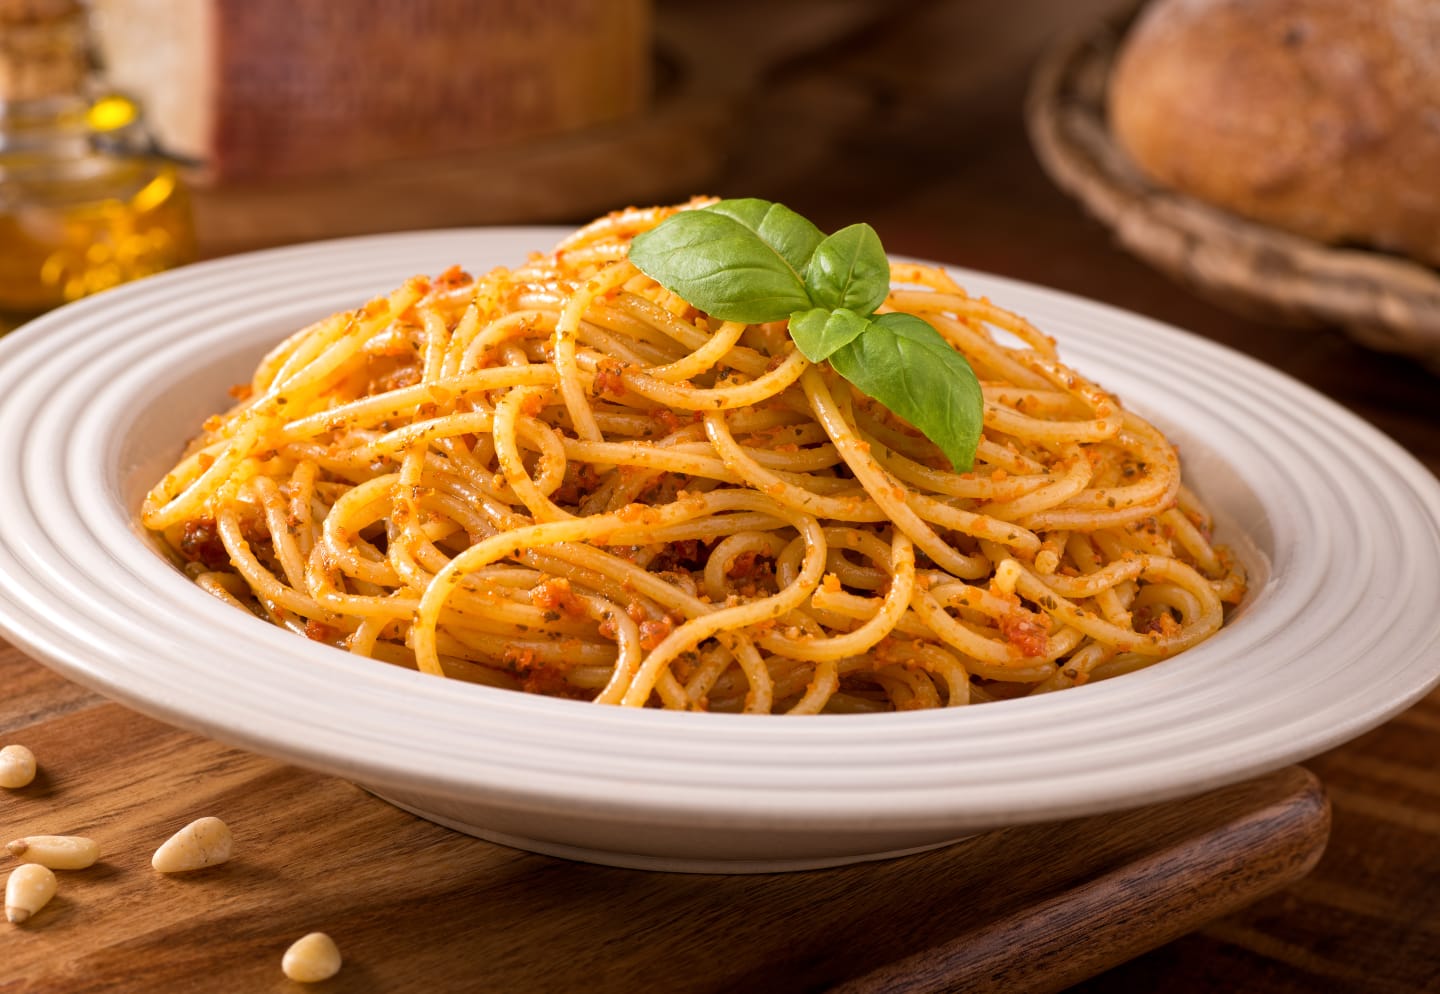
142 201 1245 713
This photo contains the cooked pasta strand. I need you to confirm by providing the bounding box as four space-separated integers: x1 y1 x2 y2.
143 204 1245 712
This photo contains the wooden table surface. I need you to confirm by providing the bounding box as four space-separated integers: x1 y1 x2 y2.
0 645 1335 994
3 1 1439 991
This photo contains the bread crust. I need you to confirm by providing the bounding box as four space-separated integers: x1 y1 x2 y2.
1108 0 1440 267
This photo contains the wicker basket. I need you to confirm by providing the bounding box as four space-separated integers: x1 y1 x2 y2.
1025 5 1440 371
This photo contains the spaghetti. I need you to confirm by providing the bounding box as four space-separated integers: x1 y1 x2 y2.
142 201 1246 713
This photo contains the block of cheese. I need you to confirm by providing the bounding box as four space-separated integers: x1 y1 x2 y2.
92 0 651 184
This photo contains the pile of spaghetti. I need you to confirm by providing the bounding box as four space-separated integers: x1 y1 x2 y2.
142 203 1245 713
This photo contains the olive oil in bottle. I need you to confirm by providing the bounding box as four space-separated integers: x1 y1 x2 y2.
0 0 194 320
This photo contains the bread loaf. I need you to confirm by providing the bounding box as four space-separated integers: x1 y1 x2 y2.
1107 0 1440 268
92 0 651 184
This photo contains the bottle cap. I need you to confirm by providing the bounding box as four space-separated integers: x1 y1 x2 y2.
0 1 82 23
0 0 87 102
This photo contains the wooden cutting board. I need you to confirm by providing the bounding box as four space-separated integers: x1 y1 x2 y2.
0 643 1328 994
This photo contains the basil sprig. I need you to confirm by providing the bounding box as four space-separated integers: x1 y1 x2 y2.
628 198 983 471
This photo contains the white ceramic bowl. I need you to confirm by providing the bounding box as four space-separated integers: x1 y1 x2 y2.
1 230 1438 872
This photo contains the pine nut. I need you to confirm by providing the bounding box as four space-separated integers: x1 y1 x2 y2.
6 835 99 870
5 863 57 924
0 745 36 789
282 932 342 983
992 558 1024 596
151 816 232 873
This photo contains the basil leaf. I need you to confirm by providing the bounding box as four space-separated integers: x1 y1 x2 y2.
788 307 871 363
628 208 814 323
804 223 890 315
704 199 825 279
828 312 984 472
630 197 983 472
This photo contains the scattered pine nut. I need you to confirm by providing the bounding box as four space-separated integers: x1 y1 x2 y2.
282 932 342 983
151 816 232 873
992 558 1024 596
1035 548 1060 575
5 863 57 924
6 835 99 870
0 745 36 789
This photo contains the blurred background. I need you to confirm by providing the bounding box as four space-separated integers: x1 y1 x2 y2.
3 0 1130 268
0 1 1436 991
5 0 1438 383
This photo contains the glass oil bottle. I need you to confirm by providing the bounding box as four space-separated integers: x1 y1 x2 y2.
0 0 194 321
